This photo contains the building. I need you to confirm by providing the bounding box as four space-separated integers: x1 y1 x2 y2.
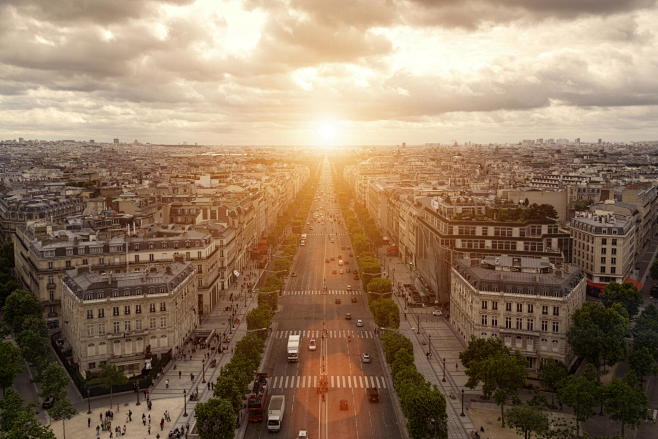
61 263 197 378
569 209 636 288
450 255 585 370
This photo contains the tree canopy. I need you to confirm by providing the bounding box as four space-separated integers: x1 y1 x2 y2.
600 282 643 317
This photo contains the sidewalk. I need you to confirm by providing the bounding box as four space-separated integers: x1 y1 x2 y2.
379 251 476 438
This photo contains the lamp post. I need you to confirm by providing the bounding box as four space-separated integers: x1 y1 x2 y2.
202 359 206 383
442 357 446 382
135 382 141 406
428 335 431 356
183 390 188 417
86 389 91 414
460 389 465 417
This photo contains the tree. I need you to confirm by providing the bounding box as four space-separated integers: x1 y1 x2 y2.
465 351 527 427
600 282 643 317
213 375 243 412
369 298 400 329
538 359 568 406
0 388 56 439
257 291 278 311
246 307 272 331
505 406 549 439
195 397 236 439
367 277 392 295
352 233 370 255
37 363 69 401
0 341 23 396
49 398 77 439
459 337 507 371
16 328 50 364
381 332 413 364
2 289 42 330
557 375 600 437
406 387 448 439
629 347 657 382
632 304 658 358
18 314 48 338
567 302 629 378
88 364 127 410
603 377 648 437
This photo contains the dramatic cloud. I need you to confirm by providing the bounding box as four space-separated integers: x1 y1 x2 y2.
0 0 658 144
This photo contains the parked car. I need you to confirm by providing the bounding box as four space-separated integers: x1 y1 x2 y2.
346 285 352 291
42 395 55 409
335 298 341 304
432 310 442 316
367 387 379 402
351 296 357 303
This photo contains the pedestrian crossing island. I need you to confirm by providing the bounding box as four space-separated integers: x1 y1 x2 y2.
275 329 375 339
268 375 387 390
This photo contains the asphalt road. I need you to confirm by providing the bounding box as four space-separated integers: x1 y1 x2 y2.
245 162 403 439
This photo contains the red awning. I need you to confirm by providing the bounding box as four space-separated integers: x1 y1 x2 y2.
587 279 644 291
623 278 643 290
586 281 605 291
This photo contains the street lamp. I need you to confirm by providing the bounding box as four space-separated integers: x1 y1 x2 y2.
183 389 188 417
202 359 206 383
442 358 446 383
460 389 465 417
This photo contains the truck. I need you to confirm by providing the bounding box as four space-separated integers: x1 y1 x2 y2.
287 334 300 362
267 395 286 432
247 372 268 422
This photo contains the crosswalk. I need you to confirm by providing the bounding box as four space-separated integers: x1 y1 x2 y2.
284 290 359 296
268 375 387 389
275 329 374 339
302 233 349 237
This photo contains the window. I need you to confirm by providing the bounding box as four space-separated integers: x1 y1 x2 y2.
492 301 498 311
481 315 488 325
134 255 140 263
612 239 617 245
135 304 142 314
542 306 548 315
506 302 512 312
552 321 559 333
160 316 167 328
65 260 71 269
505 317 512 329
88 362 96 370
601 247 606 254
527 319 534 331
516 303 523 313
602 238 607 245
527 304 534 313
197 264 203 274
149 254 154 262
611 257 616 264
99 257 105 265
98 324 105 335
87 325 94 336
113 306 119 316
481 301 488 310
197 251 202 259
48 261 53 269
113 321 120 334
124 305 131 315
491 316 498 327
98 308 105 318
541 320 548 332
135 319 142 330
149 303 156 313
87 310 93 319
160 302 166 312
516 318 523 329
600 266 606 273
612 248 617 255
149 318 156 329
611 267 616 274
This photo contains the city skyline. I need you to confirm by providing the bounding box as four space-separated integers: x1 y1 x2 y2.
2 0 658 145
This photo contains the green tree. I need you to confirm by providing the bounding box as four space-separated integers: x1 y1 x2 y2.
632 304 658 358
257 291 278 311
195 397 236 439
213 374 243 411
352 233 370 255
459 336 507 371
0 341 23 396
0 388 56 439
381 331 413 364
557 375 600 437
465 350 527 427
88 364 127 410
600 282 643 317
406 387 448 439
505 406 549 439
538 359 568 406
49 398 77 439
603 377 648 437
567 302 629 378
246 306 273 331
369 298 400 329
37 363 69 401
18 315 48 338
629 347 657 382
367 277 392 295
16 328 50 364
2 289 43 330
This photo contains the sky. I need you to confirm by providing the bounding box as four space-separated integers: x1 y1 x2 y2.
1 0 658 146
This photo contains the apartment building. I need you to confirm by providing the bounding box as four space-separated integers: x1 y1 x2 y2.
569 209 636 287
450 255 585 370
61 263 197 378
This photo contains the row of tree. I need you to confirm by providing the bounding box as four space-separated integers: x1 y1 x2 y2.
0 243 77 438
381 331 448 439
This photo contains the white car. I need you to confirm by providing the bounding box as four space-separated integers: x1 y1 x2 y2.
298 431 308 439
432 310 443 316
356 319 363 327
308 339 317 351
361 353 371 364
346 285 352 291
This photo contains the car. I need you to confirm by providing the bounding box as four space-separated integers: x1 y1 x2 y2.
308 339 317 351
367 387 379 402
335 298 341 304
346 285 352 291
356 319 363 327
432 310 442 316
353 274 360 280
361 353 371 363
42 395 55 409
330 257 335 261
339 400 349 411
332 270 337 275
339 269 344 274
291 272 297 277
351 296 357 303
325 258 330 263
345 313 352 320
298 431 309 439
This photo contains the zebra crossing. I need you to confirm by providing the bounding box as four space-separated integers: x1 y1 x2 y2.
275 329 374 339
284 290 359 296
268 375 387 390
302 232 349 237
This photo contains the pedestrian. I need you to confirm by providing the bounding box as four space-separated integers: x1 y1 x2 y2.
148 414 151 424
166 378 169 389
160 418 164 430
148 425 151 435
122 425 126 435
88 417 91 428
179 370 182 379
207 381 211 390
456 363 459 370
190 373 194 381
128 410 132 422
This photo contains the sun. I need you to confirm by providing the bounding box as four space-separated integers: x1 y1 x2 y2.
313 119 339 148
